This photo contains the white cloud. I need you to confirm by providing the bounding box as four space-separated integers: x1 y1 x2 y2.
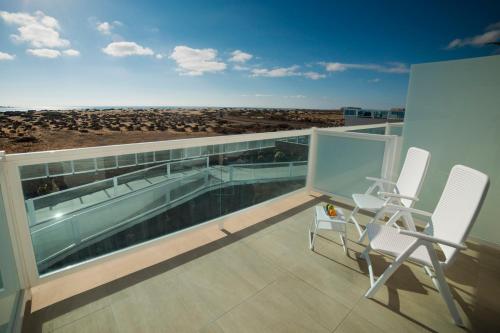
323 62 347 72
27 48 61 58
155 54 164 59
96 20 122 35
368 78 381 83
0 51 15 60
63 49 80 56
229 50 253 63
169 45 227 76
0 11 70 48
102 41 154 57
303 71 326 80
446 22 500 49
97 22 112 35
321 61 409 74
251 65 301 77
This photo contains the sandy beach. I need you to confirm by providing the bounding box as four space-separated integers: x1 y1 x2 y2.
0 107 344 153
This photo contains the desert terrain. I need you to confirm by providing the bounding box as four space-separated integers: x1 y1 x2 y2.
0 107 344 154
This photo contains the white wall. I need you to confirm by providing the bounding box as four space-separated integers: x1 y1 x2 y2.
403 55 500 245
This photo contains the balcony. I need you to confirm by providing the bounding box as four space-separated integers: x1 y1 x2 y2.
2 55 500 333
18 192 499 333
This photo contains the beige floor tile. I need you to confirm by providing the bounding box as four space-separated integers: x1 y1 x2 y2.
52 307 118 333
213 276 337 333
334 311 386 333
112 274 215 333
287 256 367 308
351 297 428 333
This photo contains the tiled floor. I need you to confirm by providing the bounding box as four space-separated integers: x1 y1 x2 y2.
22 196 500 332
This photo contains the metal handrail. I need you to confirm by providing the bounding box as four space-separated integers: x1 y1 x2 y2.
27 157 209 205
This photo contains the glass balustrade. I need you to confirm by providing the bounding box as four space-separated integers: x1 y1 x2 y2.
313 132 387 198
19 135 309 275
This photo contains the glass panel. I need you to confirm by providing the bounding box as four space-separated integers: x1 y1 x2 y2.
48 161 72 176
298 136 309 145
219 136 309 216
97 156 117 169
314 134 386 197
170 149 184 160
223 143 238 153
20 164 46 179
248 140 260 150
73 158 96 173
117 154 136 167
388 125 403 136
185 147 201 158
154 150 170 162
200 146 210 156
137 152 155 165
349 127 386 135
237 142 248 151
19 135 309 275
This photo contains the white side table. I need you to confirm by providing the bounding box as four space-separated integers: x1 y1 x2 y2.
309 206 348 254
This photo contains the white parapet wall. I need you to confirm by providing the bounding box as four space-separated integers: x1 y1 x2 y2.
402 55 500 246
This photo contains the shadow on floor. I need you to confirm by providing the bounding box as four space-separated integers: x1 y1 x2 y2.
23 195 499 332
23 194 327 332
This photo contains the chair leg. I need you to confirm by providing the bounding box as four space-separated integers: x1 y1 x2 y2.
309 216 319 250
365 244 416 298
361 244 375 285
428 248 464 326
339 232 347 255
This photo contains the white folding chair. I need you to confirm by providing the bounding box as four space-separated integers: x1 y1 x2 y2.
348 147 431 241
361 165 489 326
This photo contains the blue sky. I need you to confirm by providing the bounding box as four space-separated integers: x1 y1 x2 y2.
0 0 499 109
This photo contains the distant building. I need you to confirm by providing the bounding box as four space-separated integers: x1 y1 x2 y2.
340 106 405 120
388 107 405 120
340 107 362 117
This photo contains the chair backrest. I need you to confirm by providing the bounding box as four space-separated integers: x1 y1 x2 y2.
432 165 489 265
395 147 431 207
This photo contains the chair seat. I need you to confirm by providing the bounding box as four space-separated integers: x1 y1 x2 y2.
366 224 432 266
352 193 385 210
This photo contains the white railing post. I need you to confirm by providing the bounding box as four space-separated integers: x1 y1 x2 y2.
288 162 293 177
25 199 36 226
229 165 234 181
113 177 118 197
165 186 170 205
167 163 171 178
384 122 390 135
0 154 37 289
305 127 317 193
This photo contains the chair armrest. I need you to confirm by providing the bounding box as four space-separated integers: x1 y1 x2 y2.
398 230 467 250
385 204 433 217
378 192 419 202
366 176 396 185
